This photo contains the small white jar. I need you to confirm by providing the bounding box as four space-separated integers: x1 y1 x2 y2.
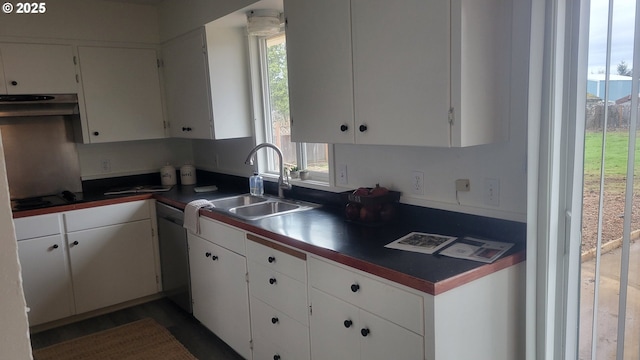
160 165 177 186
180 164 197 185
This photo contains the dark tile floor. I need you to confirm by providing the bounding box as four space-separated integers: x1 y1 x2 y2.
30 298 245 360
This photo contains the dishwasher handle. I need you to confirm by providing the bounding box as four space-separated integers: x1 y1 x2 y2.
160 215 183 226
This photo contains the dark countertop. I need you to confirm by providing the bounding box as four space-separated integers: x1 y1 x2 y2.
153 185 526 295
12 177 526 296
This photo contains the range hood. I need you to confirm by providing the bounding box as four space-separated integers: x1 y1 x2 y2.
0 94 79 117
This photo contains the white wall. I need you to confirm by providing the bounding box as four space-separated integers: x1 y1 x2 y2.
192 137 256 176
0 0 159 44
158 0 257 41
77 138 193 180
0 131 32 360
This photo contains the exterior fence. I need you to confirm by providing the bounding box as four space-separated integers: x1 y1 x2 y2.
586 98 639 130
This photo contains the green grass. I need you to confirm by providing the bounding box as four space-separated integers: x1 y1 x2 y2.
583 131 640 192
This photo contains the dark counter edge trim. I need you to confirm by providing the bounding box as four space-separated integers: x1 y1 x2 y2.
12 193 526 296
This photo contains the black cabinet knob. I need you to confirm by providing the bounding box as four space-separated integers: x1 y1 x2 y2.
350 283 360 293
340 124 349 132
205 252 211 258
211 255 219 261
361 328 370 337
268 256 276 263
72 241 79 246
10 81 17 86
359 124 367 132
52 244 59 249
273 355 281 360
269 277 277 285
343 319 353 328
271 317 279 324
93 131 99 136
182 127 192 132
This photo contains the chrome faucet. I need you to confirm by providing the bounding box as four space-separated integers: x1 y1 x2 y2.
244 143 291 198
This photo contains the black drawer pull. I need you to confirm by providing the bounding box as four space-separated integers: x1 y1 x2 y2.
361 328 370 337
271 317 279 324
268 256 276 263
351 283 360 293
269 277 277 285
343 319 353 328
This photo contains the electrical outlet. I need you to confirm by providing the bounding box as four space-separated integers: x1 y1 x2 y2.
337 164 348 185
101 159 111 173
411 171 424 195
484 178 500 206
455 179 470 192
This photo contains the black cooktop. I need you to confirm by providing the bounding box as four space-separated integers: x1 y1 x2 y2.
11 191 78 211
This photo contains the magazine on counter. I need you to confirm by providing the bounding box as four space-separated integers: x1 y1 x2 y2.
385 232 458 255
439 237 514 263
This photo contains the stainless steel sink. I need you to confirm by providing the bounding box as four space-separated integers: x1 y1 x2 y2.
205 194 319 221
208 194 269 209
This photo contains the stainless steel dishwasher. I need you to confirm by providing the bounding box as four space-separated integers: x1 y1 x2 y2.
156 202 192 313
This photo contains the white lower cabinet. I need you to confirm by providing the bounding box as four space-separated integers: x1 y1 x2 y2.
246 234 310 360
188 219 251 359
17 233 74 326
308 256 425 360
250 297 310 360
67 220 158 313
310 288 424 360
14 200 160 326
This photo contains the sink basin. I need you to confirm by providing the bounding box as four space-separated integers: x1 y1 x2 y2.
206 194 319 221
230 201 300 219
208 194 269 209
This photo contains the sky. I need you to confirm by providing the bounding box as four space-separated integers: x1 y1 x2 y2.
588 0 637 74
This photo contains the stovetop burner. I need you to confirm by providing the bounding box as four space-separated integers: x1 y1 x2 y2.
11 191 78 211
12 197 54 210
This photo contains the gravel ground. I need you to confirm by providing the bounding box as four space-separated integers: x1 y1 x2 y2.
582 178 640 253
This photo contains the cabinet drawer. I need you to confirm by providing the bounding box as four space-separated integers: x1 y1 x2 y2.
248 260 308 325
64 200 150 232
250 296 310 360
199 217 245 255
246 234 307 283
308 256 424 335
14 213 61 240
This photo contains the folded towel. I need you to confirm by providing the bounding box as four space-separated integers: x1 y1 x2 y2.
184 199 214 234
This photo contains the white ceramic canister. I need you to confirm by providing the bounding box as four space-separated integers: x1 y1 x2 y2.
160 164 177 186
180 164 197 185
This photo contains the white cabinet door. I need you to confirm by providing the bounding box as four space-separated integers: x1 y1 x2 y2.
285 0 355 144
310 288 423 360
162 29 213 139
67 219 158 314
285 0 508 147
17 235 73 326
0 43 78 94
351 0 451 146
309 288 360 360
250 296 311 360
78 46 165 143
188 234 252 359
358 307 424 360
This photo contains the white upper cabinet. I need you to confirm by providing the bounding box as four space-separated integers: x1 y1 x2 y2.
161 26 252 140
77 46 165 143
162 29 213 139
0 43 78 95
285 0 510 147
286 0 355 144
